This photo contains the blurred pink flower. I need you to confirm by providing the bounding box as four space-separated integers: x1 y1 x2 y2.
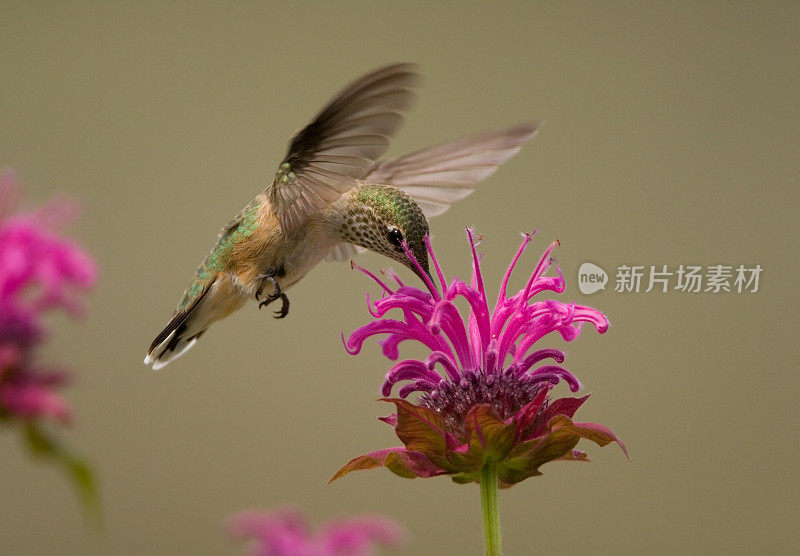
0 170 96 422
0 169 98 511
228 507 405 556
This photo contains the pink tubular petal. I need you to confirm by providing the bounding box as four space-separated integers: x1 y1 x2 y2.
382 359 442 396
571 305 610 334
524 365 582 392
430 300 475 372
398 380 434 398
425 351 460 381
468 314 482 367
484 340 498 375
424 235 447 293
371 292 434 320
381 268 405 288
493 311 530 369
377 311 454 361
495 232 533 319
350 260 393 294
518 239 559 306
341 332 360 355
465 227 486 301
452 281 491 362
515 348 566 374
365 294 384 319
346 318 446 358
514 302 609 362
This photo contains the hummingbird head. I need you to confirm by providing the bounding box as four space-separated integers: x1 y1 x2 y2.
342 185 431 283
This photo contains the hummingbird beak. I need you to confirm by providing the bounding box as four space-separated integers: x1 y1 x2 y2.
412 262 438 297
401 241 438 296
411 262 431 282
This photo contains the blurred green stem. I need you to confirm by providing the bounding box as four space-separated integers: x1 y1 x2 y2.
480 463 501 556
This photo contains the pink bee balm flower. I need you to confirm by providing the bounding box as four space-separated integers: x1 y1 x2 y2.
331 229 626 487
0 170 98 511
228 507 405 556
0 170 96 422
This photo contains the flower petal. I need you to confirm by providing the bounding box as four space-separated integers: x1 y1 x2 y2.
512 385 551 440
525 394 590 440
377 413 397 426
382 359 442 396
389 398 456 471
556 416 629 459
447 404 516 474
320 515 406 554
329 448 446 482
524 365 582 392
514 348 566 376
0 378 72 422
559 449 590 461
500 413 626 485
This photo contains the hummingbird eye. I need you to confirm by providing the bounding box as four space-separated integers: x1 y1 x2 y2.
387 227 404 249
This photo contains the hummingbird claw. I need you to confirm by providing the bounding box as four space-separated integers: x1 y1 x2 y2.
255 274 282 302
259 292 290 318
273 294 289 319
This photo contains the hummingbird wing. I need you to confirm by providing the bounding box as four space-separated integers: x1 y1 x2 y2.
365 122 540 218
325 242 363 262
325 122 540 262
324 123 541 263
267 63 420 233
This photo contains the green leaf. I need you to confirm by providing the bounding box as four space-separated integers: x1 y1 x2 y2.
450 471 481 484
23 422 100 524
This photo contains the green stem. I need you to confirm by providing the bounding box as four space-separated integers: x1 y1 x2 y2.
480 463 501 556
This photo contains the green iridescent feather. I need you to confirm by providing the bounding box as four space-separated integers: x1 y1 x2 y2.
177 199 261 310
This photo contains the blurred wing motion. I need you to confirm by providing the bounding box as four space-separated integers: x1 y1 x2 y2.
325 242 363 262
267 63 420 233
325 123 540 262
367 122 540 217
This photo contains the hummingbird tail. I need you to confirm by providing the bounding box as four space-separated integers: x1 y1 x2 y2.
144 283 213 370
144 329 205 370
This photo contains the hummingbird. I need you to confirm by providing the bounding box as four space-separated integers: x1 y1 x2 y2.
145 63 539 369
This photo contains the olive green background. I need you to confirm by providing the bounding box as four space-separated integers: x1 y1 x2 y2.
1 2 797 555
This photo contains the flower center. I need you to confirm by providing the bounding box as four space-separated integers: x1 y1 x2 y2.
418 371 548 437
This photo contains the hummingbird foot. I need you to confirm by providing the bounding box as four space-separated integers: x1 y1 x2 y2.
259 293 290 319
255 274 282 302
